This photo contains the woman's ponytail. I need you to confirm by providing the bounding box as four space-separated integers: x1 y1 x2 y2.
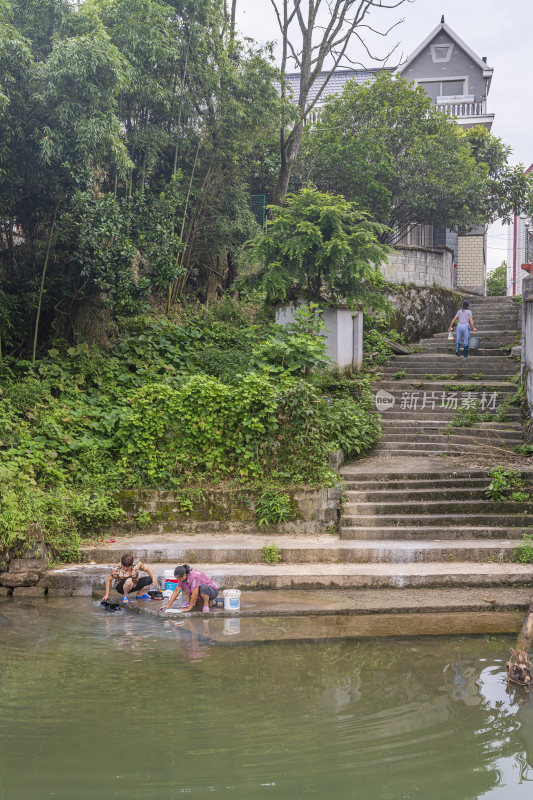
174 564 192 579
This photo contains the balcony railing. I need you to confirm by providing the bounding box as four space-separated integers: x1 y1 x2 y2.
437 100 487 118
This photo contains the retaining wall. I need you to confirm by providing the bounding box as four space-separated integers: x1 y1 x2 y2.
382 245 454 290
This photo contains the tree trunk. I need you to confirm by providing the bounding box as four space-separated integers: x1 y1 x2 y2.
225 250 237 289
230 0 237 35
506 596 533 687
273 121 304 205
7 219 15 281
32 204 58 365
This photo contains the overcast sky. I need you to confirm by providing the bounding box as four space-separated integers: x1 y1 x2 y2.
236 0 533 271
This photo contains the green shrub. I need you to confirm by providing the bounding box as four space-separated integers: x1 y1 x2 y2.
261 542 282 565
513 534 533 564
255 490 293 526
0 305 380 558
509 491 530 502
515 444 533 457
317 396 381 458
484 467 524 501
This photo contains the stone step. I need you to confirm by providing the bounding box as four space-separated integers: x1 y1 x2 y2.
78 535 521 565
380 422 521 433
339 468 528 481
340 526 532 540
432 329 517 337
379 409 521 420
381 419 522 430
419 345 512 354
376 380 516 392
388 354 515 362
381 364 517 375
380 431 523 443
343 498 531 515
341 513 532 528
46 561 533 593
121 587 533 621
375 442 518 455
381 366 517 376
344 487 528 502
373 448 517 458
343 478 493 490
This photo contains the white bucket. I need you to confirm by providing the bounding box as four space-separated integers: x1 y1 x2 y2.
223 589 241 612
162 569 179 599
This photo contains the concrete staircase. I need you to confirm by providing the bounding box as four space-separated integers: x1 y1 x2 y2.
45 295 533 620
375 295 522 457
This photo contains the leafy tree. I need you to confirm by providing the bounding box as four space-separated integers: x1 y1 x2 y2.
298 72 495 239
486 261 507 296
0 0 283 356
245 186 390 308
465 127 533 224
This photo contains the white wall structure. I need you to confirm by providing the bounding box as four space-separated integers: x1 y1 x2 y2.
275 304 363 372
507 213 531 297
521 275 533 421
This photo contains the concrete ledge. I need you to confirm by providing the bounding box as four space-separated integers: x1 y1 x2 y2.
46 561 533 594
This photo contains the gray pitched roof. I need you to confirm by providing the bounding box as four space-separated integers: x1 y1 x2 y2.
283 68 389 106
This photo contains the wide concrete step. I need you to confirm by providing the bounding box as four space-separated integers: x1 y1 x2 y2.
78 535 521 565
344 499 531 515
420 345 512 354
340 526 532 540
345 487 528 502
381 365 517 375
379 409 521 420
388 354 515 363
116 587 533 621
381 367 517 377
341 513 533 528
376 380 516 392
46 561 533 592
381 423 521 435
340 469 530 481
373 449 516 459
380 431 522 444
343 478 494 490
432 331 517 339
375 442 518 455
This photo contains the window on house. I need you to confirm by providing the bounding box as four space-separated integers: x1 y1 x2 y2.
418 80 466 102
431 44 453 62
418 82 440 102
441 80 465 96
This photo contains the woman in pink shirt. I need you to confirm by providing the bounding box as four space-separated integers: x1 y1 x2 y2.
160 564 219 613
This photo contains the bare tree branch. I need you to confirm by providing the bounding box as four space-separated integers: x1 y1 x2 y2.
271 0 412 203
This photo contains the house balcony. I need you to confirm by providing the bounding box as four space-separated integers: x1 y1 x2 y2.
434 96 494 130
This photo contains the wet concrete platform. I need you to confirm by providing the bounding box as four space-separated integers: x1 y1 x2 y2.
129 604 526 643
91 586 533 618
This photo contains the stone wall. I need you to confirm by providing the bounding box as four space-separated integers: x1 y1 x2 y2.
0 528 50 597
117 486 341 536
457 233 486 295
381 244 454 290
389 285 462 343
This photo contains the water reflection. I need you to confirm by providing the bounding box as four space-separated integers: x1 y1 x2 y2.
0 597 533 800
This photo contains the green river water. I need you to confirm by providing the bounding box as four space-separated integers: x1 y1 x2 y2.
1 597 533 800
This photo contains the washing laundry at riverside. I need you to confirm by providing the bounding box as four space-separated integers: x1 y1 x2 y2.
99 555 242 613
